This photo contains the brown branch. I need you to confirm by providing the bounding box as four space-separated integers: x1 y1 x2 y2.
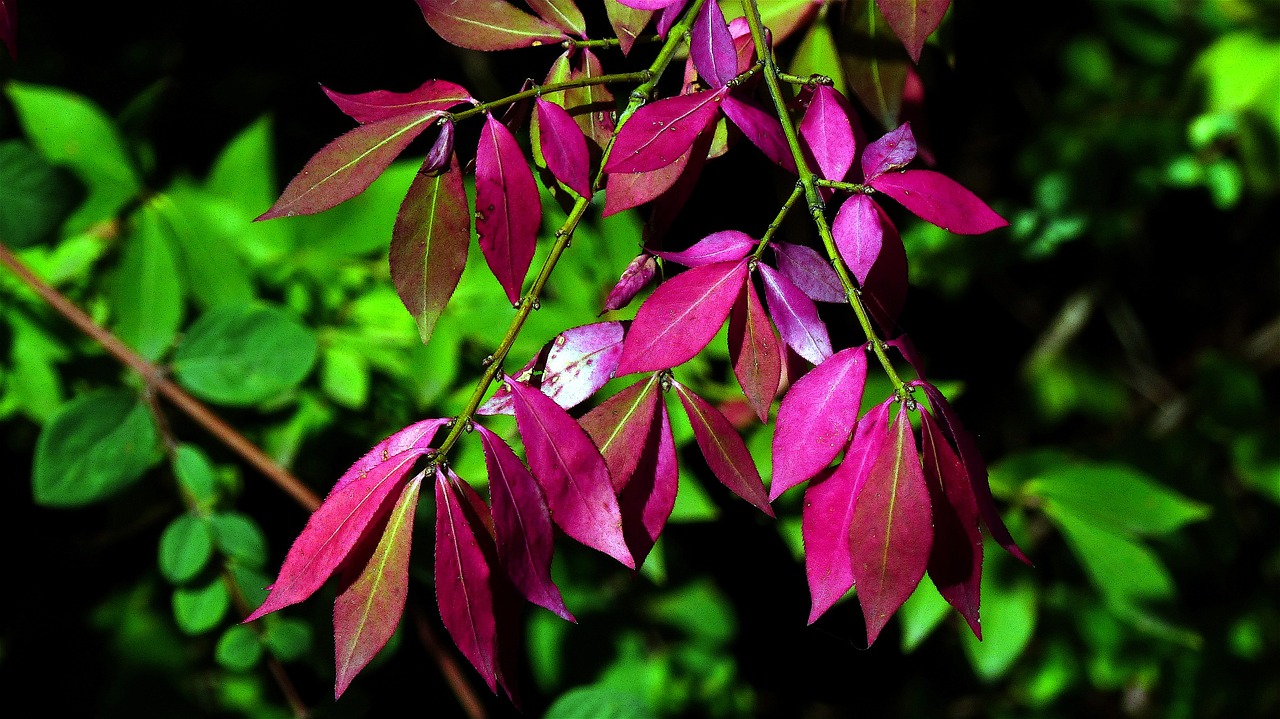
411 601 488 719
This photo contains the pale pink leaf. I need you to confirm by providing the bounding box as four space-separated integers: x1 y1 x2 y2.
728 281 782 423
415 0 566 51
527 0 586 38
435 470 500 691
673 382 773 516
874 0 951 62
477 113 542 304
603 254 659 312
535 98 592 197
618 398 678 564
323 80 475 124
772 242 845 303
690 0 737 88
831 193 883 285
861 122 918 180
476 354 538 417
332 417 448 495
580 375 662 491
653 229 754 268
770 346 867 500
758 263 832 366
720 95 796 172
920 409 982 638
604 89 727 174
604 0 653 55
480 322 625 415
391 154 470 344
869 169 1008 235
799 85 856 182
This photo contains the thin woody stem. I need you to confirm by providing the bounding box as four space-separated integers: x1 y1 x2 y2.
753 183 805 260
452 71 651 123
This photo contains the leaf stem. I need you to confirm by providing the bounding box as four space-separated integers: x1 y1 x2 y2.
740 0 906 395
816 179 870 194
753 183 804 260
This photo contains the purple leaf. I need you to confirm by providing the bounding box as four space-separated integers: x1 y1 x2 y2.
861 122 918 180
391 154 470 344
535 98 592 198
653 229 755 268
655 0 690 38
615 259 748 375
480 322 625 415
333 474 423 698
771 242 846 303
477 113 542 304
603 254 659 312
604 145 693 217
799 85 856 182
508 378 634 568
0 0 14 59
690 0 737 88
526 0 587 38
416 0 566 51
673 382 774 516
618 398 679 564
831 194 883 285
435 469 500 692
869 169 1008 235
615 0 682 9
920 409 982 638
874 0 951 62
758 263 833 366
604 0 653 55
422 120 456 174
770 346 867 500
728 281 782 423
331 418 448 495
257 111 443 220
604 89 727 174
721 95 796 172
849 402 933 645
581 375 662 491
861 209 908 333
477 425 574 621
322 80 475 124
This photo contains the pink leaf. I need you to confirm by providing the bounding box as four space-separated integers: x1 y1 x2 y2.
535 98 592 198
603 145 693 217
435 469 500 692
477 113 542 304
673 382 774 516
508 378 634 568
526 0 587 38
322 80 475 124
920 409 982 638
415 0 566 51
849 402 933 644
477 354 538 417
831 194 883 285
690 0 737 88
332 417 448 495
799 85 856 182
770 346 867 500
758 263 833 366
874 0 951 62
869 169 1008 235
604 0 653 55
477 425 574 621
391 154 470 344
721 95 796 172
861 208 908 333
771 242 846 303
580 376 662 491
615 259 748 375
603 254 659 312
615 0 682 9
728 281 782 423
655 0 690 37
861 122 918 180
257 111 443 220
480 322 625 415
604 89 727 174
653 229 755 268
333 474 423 698
618 398 679 564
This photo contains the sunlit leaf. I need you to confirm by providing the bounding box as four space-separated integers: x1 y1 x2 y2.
605 89 727 174
415 0 566 50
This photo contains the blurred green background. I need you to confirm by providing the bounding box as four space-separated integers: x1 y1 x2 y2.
1 1 1278 717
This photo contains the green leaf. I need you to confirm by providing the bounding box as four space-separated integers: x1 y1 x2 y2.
544 684 657 719
899 579 951 652
210 512 268 568
174 443 220 509
159 513 215 584
0 140 82 247
320 343 370 409
32 389 161 506
262 618 313 662
644 580 736 646
7 310 68 422
216 624 264 672
5 82 142 232
789 11 849 96
1233 431 1280 505
1025 462 1210 537
173 578 231 635
207 116 278 216
110 203 185 361
962 558 1038 680
1047 504 1175 608
172 303 318 406
157 189 256 310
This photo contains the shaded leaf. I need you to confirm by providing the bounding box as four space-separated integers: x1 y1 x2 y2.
0 140 81 247
602 254 658 312
673 382 773 516
477 113 542 304
566 49 618 148
920 410 982 638
323 79 475 124
721 95 796 171
111 204 185 361
690 0 736 88
1025 463 1211 538
869 169 1008 234
605 89 727 174
581 376 662 489
173 579 231 636
843 2 909 129
758 263 832 366
861 209 908 332
391 155 470 344
861 122 917 180
799 85 857 182
416 0 566 51
875 0 951 63
603 145 693 216
618 398 679 564
604 0 652 55
772 346 867 500
831 193 883 285
435 469 501 691
535 98 592 197
652 229 754 268
0 0 13 58
172 303 318 406
771 241 846 303
729 281 783 423
159 513 215 584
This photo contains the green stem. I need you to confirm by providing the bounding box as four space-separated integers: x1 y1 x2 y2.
815 179 870 194
753 183 804 260
565 35 660 50
740 0 906 395
453 71 652 123
776 71 817 86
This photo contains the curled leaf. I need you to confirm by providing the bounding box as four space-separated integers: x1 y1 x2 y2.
861 122 918 180
920 409 982 638
653 229 755 268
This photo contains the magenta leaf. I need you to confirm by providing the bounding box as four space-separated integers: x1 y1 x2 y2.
416 0 566 51
333 473 423 698
919 409 982 638
831 194 884 285
799 85 856 182
527 0 586 38
615 259 748 375
721 95 796 172
323 79 475 124
257 111 443 220
581 375 662 491
655 0 690 37
673 381 773 516
604 0 652 55
861 122 918 180
477 113 542 304
861 209 908 333
477 425 574 621
869 169 1008 235
690 0 737 88
604 88 727 174
332 417 448 495
508 378 634 568
728 281 782 423
477 353 538 416
604 144 693 216
603 254 659 312
435 469 501 692
615 0 683 9
534 98 592 198
771 242 846 303
770 346 867 500
758 263 833 366
653 229 754 268
618 398 679 564
480 322 625 415
422 120 456 174
875 0 951 62
390 155 470 344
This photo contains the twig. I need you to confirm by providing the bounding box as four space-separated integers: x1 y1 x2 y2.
412 602 488 719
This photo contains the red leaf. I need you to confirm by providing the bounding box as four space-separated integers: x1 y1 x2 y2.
673 382 773 516
831 194 883 285
728 281 782 423
618 398 679 564
334 474 423 698
653 229 754 268
849 403 933 644
758 263 832 366
435 469 500 691
604 89 727 174
477 425 574 621
323 79 475 124
391 155 470 344
869 169 1007 235
604 0 653 55
861 122 918 180
874 0 951 62
615 259 748 375
508 378 634 568
415 0 566 51
477 113 542 304
771 242 845 304
257 111 443 220
602 254 658 312
527 0 586 38
535 98 592 198
799 86 856 182
721 95 796 172
479 321 625 415
580 375 662 491
604 145 692 216
771 347 867 500
422 119 456 174
331 418 448 495
920 409 982 638
690 0 736 88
